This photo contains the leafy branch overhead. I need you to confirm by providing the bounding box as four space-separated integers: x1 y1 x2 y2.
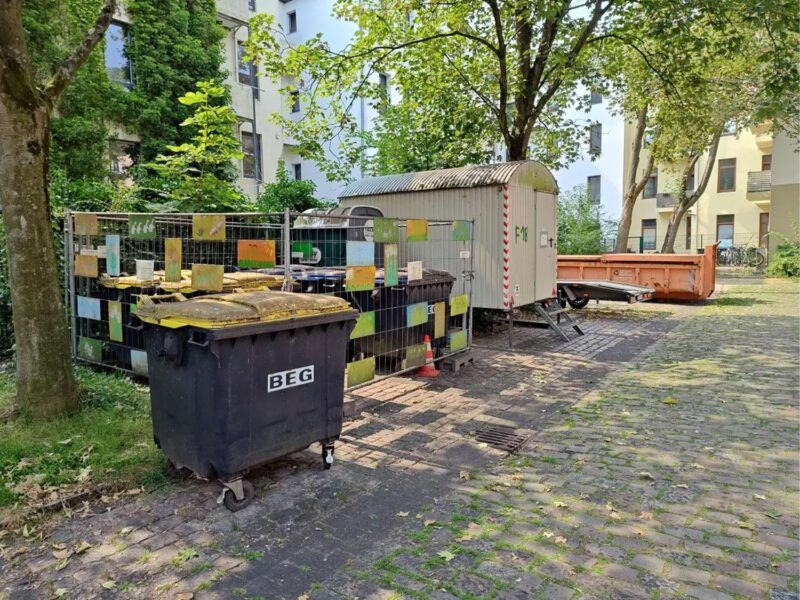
246 0 622 180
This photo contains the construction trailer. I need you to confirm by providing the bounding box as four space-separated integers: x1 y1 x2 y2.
338 161 559 311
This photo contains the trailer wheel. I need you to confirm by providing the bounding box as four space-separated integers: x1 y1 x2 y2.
567 297 590 309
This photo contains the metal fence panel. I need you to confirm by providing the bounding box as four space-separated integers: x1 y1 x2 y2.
65 211 473 388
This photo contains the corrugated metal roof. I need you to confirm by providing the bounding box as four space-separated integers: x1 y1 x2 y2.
339 161 555 198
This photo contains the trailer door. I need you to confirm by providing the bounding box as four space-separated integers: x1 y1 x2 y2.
535 192 557 300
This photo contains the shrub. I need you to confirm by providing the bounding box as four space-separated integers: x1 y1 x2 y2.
766 230 800 278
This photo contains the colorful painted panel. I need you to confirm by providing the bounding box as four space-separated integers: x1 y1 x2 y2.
405 343 426 368
165 238 182 282
452 220 471 241
407 261 423 282
238 240 275 269
347 356 375 387
406 219 428 241
130 349 149 377
291 241 313 259
75 254 98 278
74 213 98 236
105 234 120 276
345 265 375 292
78 337 102 362
347 241 374 266
350 311 376 340
108 301 123 342
129 215 156 240
192 214 225 241
450 294 468 316
191 264 224 292
135 259 155 282
384 244 398 287
434 302 446 339
76 296 101 321
406 302 428 327
373 218 399 243
449 330 468 352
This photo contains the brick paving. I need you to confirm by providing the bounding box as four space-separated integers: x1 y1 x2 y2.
0 280 797 600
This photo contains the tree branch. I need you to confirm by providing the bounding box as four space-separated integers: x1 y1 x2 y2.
0 0 42 108
42 0 117 105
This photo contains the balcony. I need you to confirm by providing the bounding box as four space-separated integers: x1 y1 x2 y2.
747 170 771 206
656 193 675 212
750 122 774 151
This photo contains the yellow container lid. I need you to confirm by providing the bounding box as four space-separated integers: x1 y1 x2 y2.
136 290 352 329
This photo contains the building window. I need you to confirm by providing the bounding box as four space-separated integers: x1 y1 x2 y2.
762 154 772 171
109 140 139 179
759 213 769 248
290 90 300 113
288 11 297 33
590 90 602 104
686 165 695 192
642 219 657 251
378 73 389 100
587 175 601 204
237 42 256 88
717 158 736 192
293 163 302 180
248 0 256 10
722 121 737 136
241 131 261 179
716 214 734 248
589 123 602 156
685 215 692 250
105 22 133 89
643 170 658 199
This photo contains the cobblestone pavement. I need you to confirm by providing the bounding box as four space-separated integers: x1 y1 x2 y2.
1 281 797 600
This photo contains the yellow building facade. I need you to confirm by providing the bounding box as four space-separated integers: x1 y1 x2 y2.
623 123 794 254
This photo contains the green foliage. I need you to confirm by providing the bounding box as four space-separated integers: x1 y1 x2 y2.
366 91 494 175
766 230 800 278
0 365 161 512
147 81 249 212
557 186 613 255
256 161 328 213
246 1 618 179
123 0 227 162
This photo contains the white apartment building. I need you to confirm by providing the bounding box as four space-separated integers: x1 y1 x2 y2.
551 91 624 220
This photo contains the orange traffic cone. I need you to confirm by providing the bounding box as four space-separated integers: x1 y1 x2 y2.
416 335 440 377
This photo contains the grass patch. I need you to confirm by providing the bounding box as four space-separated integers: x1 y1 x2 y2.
0 365 163 520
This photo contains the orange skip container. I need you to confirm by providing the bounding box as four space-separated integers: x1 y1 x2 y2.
557 245 718 301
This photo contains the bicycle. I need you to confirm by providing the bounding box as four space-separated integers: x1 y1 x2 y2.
716 244 766 268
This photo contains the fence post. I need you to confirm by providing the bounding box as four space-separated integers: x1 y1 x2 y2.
282 208 292 292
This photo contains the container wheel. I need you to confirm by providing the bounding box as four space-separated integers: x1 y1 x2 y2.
223 480 255 512
322 445 335 470
165 459 191 480
567 297 590 309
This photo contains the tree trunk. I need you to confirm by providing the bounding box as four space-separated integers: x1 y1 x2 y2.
614 106 653 253
506 133 529 161
0 102 78 417
661 198 689 254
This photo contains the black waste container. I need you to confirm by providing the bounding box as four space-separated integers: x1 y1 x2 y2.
135 291 358 511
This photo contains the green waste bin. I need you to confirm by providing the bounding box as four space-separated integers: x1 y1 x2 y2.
135 291 358 511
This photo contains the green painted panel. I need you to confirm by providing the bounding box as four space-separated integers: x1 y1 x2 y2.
350 311 376 339
373 218 399 242
449 330 468 352
384 244 398 286
406 302 428 327
78 337 103 362
108 301 123 342
347 356 375 387
291 241 313 259
128 215 156 240
450 294 468 316
405 343 426 368
452 220 471 241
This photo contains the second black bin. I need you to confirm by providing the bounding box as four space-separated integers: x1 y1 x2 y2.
135 290 358 511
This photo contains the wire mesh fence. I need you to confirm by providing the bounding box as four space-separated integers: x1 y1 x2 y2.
64 211 474 389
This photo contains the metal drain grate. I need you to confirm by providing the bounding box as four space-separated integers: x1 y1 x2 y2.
473 427 528 453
